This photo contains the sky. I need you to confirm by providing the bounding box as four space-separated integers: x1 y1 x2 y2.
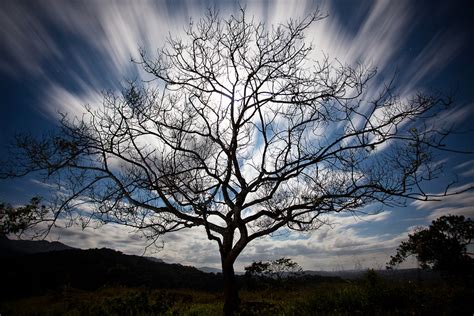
1 0 473 272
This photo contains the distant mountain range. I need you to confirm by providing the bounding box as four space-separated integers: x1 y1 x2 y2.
197 266 225 274
195 267 439 280
303 269 440 281
0 234 75 256
0 235 162 263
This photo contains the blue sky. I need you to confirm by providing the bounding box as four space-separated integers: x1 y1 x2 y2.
1 0 473 271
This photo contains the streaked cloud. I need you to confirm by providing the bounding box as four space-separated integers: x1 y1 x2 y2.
0 1 61 76
1 0 471 271
37 210 403 271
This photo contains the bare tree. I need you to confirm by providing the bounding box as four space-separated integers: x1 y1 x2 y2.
1 9 470 314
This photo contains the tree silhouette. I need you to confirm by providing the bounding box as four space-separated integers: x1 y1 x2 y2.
1 8 469 314
0 197 50 236
245 257 303 282
387 215 474 278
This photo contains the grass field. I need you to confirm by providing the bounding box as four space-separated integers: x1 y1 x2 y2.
2 272 473 315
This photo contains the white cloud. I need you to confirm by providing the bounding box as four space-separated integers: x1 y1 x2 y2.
43 85 104 119
455 159 474 177
47 222 220 267
235 210 408 271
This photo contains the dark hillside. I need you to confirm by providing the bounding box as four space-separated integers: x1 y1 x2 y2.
0 235 75 256
1 247 222 299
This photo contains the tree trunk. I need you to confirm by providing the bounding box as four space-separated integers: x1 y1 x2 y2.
222 257 240 315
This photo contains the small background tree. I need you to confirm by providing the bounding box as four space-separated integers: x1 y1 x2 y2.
245 257 303 289
245 257 303 280
0 197 49 237
387 215 474 280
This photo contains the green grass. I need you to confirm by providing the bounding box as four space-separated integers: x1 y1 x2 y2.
1 277 473 315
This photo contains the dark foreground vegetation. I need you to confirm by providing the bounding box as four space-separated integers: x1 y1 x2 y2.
1 274 473 315
1 241 473 315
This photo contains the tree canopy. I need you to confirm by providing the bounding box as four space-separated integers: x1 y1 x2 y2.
387 215 474 277
245 257 303 281
0 197 49 236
